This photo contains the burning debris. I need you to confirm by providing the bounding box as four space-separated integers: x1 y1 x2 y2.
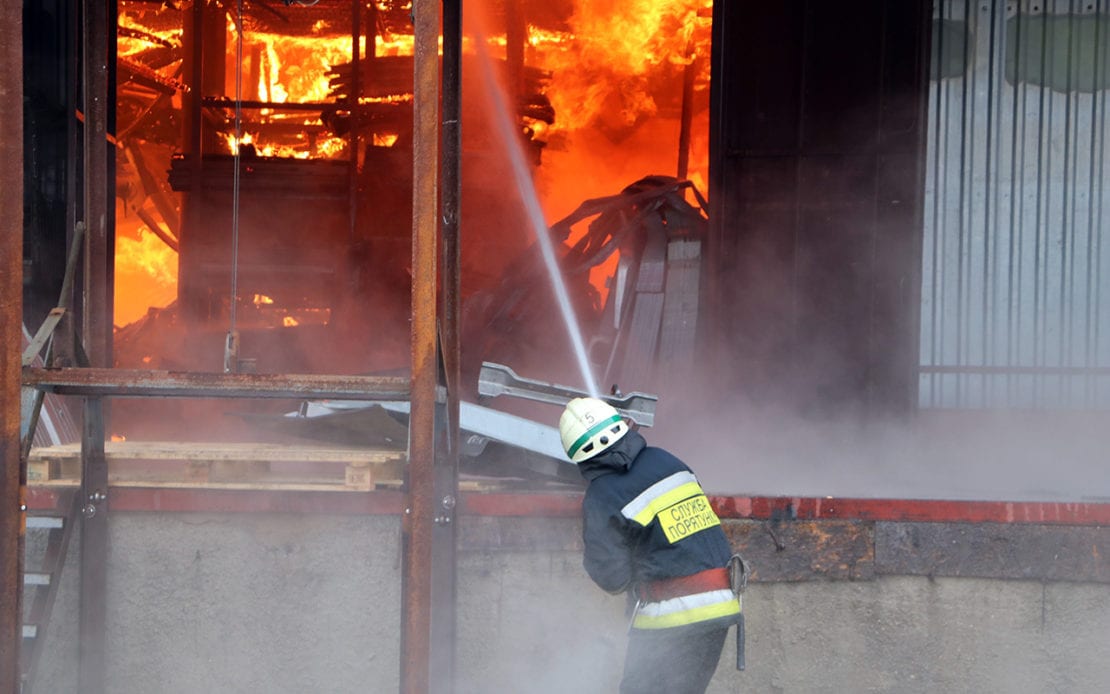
111 0 713 400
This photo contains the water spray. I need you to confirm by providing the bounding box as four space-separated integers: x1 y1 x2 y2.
472 32 600 398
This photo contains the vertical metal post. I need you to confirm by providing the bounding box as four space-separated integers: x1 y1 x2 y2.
430 0 463 690
62 0 82 367
676 43 697 181
78 398 108 694
180 0 206 321
505 0 525 106
706 0 728 391
0 0 26 688
82 0 113 367
403 0 441 691
349 0 362 249
79 0 112 690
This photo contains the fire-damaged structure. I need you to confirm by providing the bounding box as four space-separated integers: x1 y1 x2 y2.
113 0 558 376
6 1 1110 693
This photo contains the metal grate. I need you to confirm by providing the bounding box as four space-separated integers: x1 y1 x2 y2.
921 0 1110 408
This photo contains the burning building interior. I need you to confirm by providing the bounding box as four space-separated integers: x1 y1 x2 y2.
5 0 1110 692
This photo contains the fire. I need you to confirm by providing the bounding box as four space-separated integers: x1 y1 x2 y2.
117 11 182 58
525 0 713 300
213 19 416 159
114 208 178 328
112 1 713 338
245 30 354 104
110 434 127 442
530 0 713 221
373 133 400 147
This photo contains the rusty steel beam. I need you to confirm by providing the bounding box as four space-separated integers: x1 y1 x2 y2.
401 0 441 690
22 367 411 400
429 0 463 691
78 0 114 686
0 0 25 687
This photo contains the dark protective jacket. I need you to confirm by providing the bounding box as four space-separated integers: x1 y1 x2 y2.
578 430 741 632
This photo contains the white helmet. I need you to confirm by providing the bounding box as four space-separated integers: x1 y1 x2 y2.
559 397 629 463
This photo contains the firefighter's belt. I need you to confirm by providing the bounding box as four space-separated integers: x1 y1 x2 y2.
638 567 731 603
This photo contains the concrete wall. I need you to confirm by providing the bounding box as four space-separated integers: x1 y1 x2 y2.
28 512 1110 693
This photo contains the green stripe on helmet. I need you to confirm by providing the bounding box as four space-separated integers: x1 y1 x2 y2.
567 413 623 457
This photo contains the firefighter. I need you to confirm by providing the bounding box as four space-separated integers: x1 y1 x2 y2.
559 397 741 694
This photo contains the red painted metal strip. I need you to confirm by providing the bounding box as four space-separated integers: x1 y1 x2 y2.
26 487 64 511
25 486 1110 526
712 496 1110 526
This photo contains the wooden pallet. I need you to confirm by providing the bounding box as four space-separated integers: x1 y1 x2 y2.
27 441 406 490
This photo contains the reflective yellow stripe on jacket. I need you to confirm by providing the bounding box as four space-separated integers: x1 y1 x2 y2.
632 589 741 630
621 471 721 545
621 471 703 526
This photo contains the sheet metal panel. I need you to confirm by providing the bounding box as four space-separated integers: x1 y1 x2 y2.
709 0 931 414
921 0 1110 408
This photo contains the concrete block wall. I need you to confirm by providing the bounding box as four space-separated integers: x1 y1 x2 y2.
28 512 1110 693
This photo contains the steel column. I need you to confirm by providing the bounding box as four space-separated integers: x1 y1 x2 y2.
677 44 697 181
179 0 206 321
78 398 108 694
62 0 81 368
430 0 463 691
402 0 441 691
0 0 26 688
79 1 113 685
348 0 361 249
505 0 525 104
82 0 113 368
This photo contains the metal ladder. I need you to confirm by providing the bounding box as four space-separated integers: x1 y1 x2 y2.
21 488 79 693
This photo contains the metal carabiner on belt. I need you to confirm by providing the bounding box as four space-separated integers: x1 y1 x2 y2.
728 553 752 670
626 597 643 634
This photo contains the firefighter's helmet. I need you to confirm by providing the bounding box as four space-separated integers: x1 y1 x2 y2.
559 397 629 463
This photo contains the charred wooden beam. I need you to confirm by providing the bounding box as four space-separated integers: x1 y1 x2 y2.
168 155 350 197
328 55 551 100
118 55 187 95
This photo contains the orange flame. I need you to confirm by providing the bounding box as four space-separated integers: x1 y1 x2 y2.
531 0 713 221
113 1 713 334
527 0 713 300
114 209 178 328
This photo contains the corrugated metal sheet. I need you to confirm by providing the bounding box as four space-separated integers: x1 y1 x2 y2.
921 0 1110 408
